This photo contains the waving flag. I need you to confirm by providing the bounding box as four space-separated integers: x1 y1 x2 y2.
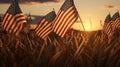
53 0 78 37
2 0 26 36
103 13 112 36
111 12 120 30
35 11 56 39
111 11 119 21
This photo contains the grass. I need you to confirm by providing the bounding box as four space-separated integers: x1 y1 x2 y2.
0 29 120 67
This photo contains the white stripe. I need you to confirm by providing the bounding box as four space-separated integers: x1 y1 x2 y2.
6 17 15 32
3 14 12 29
56 7 75 34
59 13 76 36
40 23 52 38
53 7 74 33
38 21 48 35
35 19 46 32
53 11 64 32
61 17 76 37
36 21 48 35
2 13 8 26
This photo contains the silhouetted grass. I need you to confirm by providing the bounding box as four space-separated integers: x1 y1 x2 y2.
0 29 120 67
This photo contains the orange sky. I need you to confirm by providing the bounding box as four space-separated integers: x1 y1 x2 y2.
0 0 120 31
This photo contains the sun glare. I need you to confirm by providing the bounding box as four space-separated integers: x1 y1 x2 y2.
85 25 91 31
85 25 90 31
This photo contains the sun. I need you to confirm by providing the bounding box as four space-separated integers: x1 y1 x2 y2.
85 25 91 31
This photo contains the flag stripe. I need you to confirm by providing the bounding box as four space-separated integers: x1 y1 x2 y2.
56 7 75 34
2 13 8 26
35 18 46 33
112 18 120 30
61 16 77 37
35 20 48 35
42 28 52 39
103 13 113 36
53 7 74 32
3 14 12 29
9 14 26 35
6 16 15 32
2 1 26 36
39 23 52 37
37 22 49 36
53 11 64 32
34 11 56 39
52 11 62 29
59 13 77 36
14 23 22 35
52 0 78 37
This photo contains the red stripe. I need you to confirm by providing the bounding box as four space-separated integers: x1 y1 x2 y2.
36 21 48 35
6 16 15 32
61 16 77 37
53 7 74 33
35 19 53 39
53 11 64 32
35 18 46 33
14 23 22 35
59 13 77 37
53 6 78 37
40 23 52 38
56 7 75 34
53 10 62 29
3 14 12 29
42 28 52 39
37 21 50 36
2 13 8 26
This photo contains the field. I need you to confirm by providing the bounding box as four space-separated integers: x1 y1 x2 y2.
0 29 120 67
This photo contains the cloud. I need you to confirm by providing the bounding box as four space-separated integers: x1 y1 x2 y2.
103 5 117 9
105 5 115 9
0 0 60 3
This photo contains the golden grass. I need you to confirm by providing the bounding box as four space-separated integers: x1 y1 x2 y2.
0 29 120 67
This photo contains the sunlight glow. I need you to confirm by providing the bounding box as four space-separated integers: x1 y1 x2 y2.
85 25 91 31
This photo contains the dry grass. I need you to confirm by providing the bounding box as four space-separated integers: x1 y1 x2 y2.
0 29 120 67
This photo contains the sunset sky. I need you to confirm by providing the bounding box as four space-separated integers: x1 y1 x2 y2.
0 0 120 31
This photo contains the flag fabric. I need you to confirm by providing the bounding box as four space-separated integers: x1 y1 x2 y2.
111 12 120 30
112 17 120 30
52 0 78 37
111 11 119 21
2 0 26 36
103 13 112 36
34 11 56 39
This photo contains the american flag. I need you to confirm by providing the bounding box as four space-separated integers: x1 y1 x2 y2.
111 11 119 21
2 0 26 36
111 12 120 31
103 13 112 36
53 0 78 37
112 17 120 30
34 11 56 39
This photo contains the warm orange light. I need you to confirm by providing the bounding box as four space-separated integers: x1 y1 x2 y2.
85 25 91 31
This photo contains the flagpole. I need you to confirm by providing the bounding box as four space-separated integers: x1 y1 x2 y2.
73 1 85 31
77 12 86 31
89 18 92 29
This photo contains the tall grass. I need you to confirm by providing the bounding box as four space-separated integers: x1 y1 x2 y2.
0 29 120 67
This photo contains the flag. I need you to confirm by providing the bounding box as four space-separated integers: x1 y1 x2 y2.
111 11 119 21
34 11 56 39
53 0 78 37
111 12 120 30
2 0 26 35
103 13 112 36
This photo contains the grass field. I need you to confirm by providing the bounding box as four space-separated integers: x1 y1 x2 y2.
0 29 120 67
